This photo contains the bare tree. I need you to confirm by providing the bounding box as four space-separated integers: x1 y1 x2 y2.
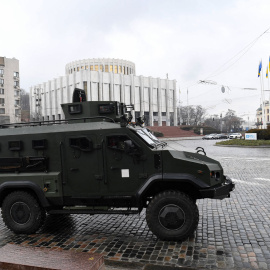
20 89 30 111
204 110 244 132
20 89 30 122
180 105 206 125
223 109 244 132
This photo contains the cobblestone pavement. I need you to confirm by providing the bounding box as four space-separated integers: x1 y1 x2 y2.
0 139 270 269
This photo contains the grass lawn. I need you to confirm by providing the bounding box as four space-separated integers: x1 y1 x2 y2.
216 139 270 146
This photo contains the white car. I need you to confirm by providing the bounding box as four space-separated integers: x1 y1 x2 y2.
202 134 217 140
229 133 242 139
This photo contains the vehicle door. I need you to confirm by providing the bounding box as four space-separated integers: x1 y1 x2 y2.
103 133 146 195
63 134 102 197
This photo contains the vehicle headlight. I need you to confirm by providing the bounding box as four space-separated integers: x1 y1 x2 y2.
210 171 221 181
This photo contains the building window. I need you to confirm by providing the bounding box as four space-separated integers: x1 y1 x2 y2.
90 65 93 71
70 69 72 74
110 65 113 72
13 72 19 78
81 66 84 70
95 65 98 71
119 66 122 73
0 108 5 114
127 68 129 75
15 109 20 116
0 79 4 86
100 65 103 71
77 67 79 72
114 66 118 74
0 69 3 75
0 89 4 94
86 65 88 70
15 90 20 96
0 98 4 104
105 65 108 72
15 100 20 106
123 67 125 75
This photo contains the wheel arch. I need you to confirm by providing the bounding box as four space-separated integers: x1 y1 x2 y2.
137 173 209 209
0 181 51 208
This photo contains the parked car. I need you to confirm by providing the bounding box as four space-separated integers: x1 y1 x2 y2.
215 134 228 139
229 133 242 139
202 133 217 140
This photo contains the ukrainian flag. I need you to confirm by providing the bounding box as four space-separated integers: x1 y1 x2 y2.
258 60 262 77
267 66 269 78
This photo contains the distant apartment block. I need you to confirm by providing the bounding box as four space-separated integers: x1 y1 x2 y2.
30 58 177 126
0 57 21 124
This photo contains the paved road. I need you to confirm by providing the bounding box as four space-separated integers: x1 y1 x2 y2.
0 139 270 269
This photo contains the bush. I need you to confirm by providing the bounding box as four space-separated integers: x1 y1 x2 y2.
246 129 270 140
180 126 193 131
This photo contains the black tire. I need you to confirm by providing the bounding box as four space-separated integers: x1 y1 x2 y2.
1 191 46 234
146 191 199 241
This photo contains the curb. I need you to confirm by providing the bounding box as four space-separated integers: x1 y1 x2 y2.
105 259 196 270
215 144 270 148
160 137 202 141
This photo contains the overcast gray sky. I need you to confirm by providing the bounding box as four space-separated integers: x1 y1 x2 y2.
1 0 270 121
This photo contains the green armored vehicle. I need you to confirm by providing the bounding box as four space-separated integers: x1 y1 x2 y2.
0 89 234 241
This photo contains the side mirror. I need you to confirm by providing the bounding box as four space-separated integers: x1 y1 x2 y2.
124 140 135 154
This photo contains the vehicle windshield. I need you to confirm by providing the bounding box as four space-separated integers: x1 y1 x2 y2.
135 128 167 149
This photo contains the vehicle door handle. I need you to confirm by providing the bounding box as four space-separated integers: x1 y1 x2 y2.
70 168 79 172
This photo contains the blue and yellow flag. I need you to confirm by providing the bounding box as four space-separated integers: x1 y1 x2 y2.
267 66 269 78
258 60 262 77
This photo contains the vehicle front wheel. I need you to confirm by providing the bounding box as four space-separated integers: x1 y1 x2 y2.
1 191 46 234
146 191 199 241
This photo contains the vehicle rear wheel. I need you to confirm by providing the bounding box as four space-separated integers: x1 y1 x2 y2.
1 191 46 234
146 191 199 241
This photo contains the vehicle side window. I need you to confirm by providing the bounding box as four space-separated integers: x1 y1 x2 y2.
69 137 93 152
107 135 134 151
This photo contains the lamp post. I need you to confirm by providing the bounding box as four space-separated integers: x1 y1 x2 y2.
220 113 222 133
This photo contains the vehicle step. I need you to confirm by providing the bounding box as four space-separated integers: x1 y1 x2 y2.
47 209 140 215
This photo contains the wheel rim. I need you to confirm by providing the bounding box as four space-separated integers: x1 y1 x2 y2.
10 202 31 225
158 204 185 230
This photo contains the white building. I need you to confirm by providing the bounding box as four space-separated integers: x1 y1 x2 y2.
30 58 177 126
256 100 270 128
0 57 21 124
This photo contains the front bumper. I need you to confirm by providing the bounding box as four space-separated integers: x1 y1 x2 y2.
199 175 235 199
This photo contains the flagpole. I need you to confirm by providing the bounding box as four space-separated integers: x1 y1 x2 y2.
268 71 270 127
260 61 266 129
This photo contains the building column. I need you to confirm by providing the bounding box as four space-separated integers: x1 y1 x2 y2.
121 73 125 103
173 80 177 126
140 75 144 116
109 71 114 101
149 77 153 126
48 81 52 120
157 78 162 126
166 79 170 126
130 74 135 120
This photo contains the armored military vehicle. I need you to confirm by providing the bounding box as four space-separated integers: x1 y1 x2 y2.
0 89 234 241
